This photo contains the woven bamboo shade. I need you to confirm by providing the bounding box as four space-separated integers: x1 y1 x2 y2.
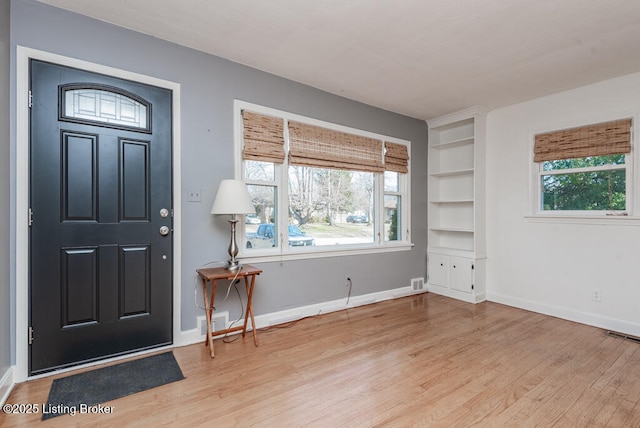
242 110 286 163
384 142 409 173
288 121 384 172
534 119 632 162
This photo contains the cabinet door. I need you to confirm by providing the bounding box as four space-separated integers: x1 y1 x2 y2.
449 257 473 293
428 254 448 287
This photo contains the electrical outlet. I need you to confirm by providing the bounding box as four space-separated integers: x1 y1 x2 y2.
592 288 602 302
187 188 202 202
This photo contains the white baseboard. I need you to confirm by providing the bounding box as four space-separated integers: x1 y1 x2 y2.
0 366 15 406
179 325 204 346
487 291 640 337
179 286 425 346
426 284 486 304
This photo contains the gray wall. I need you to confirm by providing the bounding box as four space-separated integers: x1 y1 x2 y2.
9 0 428 341
1 0 11 375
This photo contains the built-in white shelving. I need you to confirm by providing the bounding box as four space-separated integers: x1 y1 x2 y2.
427 107 486 303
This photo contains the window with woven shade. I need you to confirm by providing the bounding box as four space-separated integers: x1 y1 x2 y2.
534 119 631 162
384 142 409 173
241 110 285 164
241 110 284 239
534 118 633 214
235 100 412 260
288 121 384 173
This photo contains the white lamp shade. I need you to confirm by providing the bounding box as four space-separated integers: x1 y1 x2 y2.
210 179 256 215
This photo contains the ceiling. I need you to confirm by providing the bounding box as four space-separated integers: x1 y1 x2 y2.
37 0 640 120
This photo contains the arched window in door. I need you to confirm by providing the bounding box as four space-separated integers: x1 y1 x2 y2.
61 84 151 132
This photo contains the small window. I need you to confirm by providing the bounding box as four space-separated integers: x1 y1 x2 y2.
61 85 150 131
540 155 626 211
534 119 632 215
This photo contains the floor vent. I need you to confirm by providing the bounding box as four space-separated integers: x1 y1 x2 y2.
607 330 640 344
411 277 425 291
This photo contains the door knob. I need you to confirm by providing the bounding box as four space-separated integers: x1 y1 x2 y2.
159 226 170 236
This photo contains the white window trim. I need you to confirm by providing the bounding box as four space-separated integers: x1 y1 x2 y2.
233 100 412 263
527 112 640 225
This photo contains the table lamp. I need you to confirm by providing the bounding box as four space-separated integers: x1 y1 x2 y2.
210 179 256 270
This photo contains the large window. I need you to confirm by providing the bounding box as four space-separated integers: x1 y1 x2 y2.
236 101 411 260
534 119 632 216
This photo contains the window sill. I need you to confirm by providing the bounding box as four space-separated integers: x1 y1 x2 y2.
525 214 640 226
239 242 414 264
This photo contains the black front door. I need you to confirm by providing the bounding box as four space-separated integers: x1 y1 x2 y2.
29 60 173 375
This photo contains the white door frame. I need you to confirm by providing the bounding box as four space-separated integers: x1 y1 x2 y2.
15 46 182 381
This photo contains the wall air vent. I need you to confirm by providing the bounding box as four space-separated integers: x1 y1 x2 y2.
411 277 425 291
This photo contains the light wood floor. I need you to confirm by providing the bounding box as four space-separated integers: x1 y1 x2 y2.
2 293 640 427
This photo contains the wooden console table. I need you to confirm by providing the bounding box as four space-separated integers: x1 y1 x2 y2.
196 264 262 358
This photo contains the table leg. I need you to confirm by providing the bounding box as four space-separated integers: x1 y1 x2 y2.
243 274 259 346
202 278 217 358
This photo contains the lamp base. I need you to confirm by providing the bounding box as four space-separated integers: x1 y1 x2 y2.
225 215 241 271
225 260 241 271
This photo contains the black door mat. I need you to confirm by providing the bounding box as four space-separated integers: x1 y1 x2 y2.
42 351 184 420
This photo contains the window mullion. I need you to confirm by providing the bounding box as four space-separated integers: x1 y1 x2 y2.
375 173 383 244
627 150 634 214
277 159 288 252
280 120 293 251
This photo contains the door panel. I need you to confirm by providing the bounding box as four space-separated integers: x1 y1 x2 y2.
119 244 151 318
29 60 173 375
121 140 149 220
62 132 97 220
61 247 98 327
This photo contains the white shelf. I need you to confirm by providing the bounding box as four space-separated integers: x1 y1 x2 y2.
430 199 474 204
429 226 474 233
430 136 474 149
428 230 474 252
428 246 475 256
430 168 474 177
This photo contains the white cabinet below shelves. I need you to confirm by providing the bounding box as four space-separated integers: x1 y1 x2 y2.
427 254 473 293
449 257 474 293
428 253 448 287
427 252 485 303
